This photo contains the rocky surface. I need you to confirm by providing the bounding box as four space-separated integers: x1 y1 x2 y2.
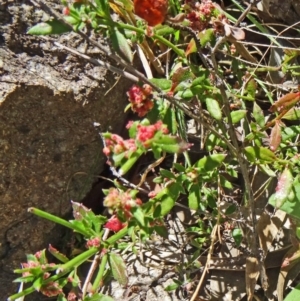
0 0 130 297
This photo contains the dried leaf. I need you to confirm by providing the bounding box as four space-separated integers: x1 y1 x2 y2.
277 245 300 301
170 67 193 92
257 211 286 255
245 257 260 301
269 121 281 151
230 26 245 40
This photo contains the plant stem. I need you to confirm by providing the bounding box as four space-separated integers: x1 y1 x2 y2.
7 286 36 301
92 253 108 293
56 247 99 274
117 23 185 58
28 207 90 237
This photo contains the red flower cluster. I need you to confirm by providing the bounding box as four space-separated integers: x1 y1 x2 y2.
21 250 59 297
126 120 168 146
186 0 216 31
103 134 136 158
104 216 125 232
86 237 101 248
103 188 142 216
127 84 154 117
134 0 168 26
136 120 168 147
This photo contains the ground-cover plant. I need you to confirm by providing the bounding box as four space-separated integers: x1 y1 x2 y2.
8 0 300 300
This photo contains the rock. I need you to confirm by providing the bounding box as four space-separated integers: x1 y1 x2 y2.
0 1 130 297
259 0 300 25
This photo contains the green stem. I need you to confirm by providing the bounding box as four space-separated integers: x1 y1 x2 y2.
105 226 128 245
92 253 108 292
7 286 36 301
232 0 280 46
56 247 99 274
115 22 185 58
28 207 90 237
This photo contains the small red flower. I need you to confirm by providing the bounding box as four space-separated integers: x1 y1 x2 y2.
40 282 63 297
86 237 101 248
104 216 125 232
134 0 168 26
127 84 154 117
62 7 70 16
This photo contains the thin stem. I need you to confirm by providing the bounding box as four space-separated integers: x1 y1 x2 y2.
92 253 108 293
28 207 90 237
210 44 258 257
57 247 99 274
7 286 36 301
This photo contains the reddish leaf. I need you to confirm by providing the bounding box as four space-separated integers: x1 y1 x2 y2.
170 67 193 93
274 167 293 209
269 92 300 113
269 121 281 151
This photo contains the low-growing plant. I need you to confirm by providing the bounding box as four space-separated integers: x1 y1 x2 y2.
8 0 300 300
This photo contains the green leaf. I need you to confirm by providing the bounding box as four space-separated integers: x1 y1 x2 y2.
245 78 257 99
154 183 180 216
110 27 133 63
165 282 181 291
153 135 190 154
64 16 80 25
27 20 71 35
174 88 194 99
232 228 243 247
149 78 172 91
220 175 233 189
258 164 277 177
154 225 168 238
33 277 43 291
132 207 145 227
253 102 265 127
119 148 143 175
160 169 176 179
196 154 226 171
108 253 128 286
284 283 300 301
94 0 111 17
225 204 236 215
244 146 277 163
48 245 69 263
205 98 222 120
205 133 227 151
173 163 186 172
230 110 247 124
84 293 115 301
185 29 215 56
282 108 300 120
188 184 200 210
296 227 300 240
154 25 176 36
